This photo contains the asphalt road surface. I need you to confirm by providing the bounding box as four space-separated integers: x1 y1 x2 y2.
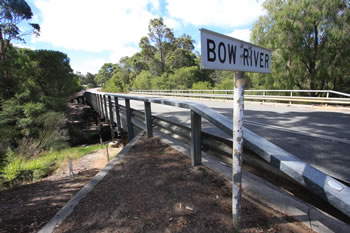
124 97 350 183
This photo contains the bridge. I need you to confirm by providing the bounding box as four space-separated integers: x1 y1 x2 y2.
128 95 350 184
77 88 350 219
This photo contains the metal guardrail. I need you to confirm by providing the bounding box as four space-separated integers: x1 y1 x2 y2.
84 89 350 218
130 90 350 105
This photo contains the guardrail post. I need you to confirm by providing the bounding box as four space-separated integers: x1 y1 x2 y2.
191 110 201 166
290 92 293 105
326 91 329 106
103 95 108 123
144 101 153 138
94 94 100 114
263 91 266 103
99 94 104 119
114 97 122 136
125 99 134 141
233 71 244 230
107 95 115 142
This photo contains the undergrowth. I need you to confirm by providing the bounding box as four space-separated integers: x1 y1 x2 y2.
0 144 101 189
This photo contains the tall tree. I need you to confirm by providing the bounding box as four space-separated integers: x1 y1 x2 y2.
147 18 175 74
0 0 39 98
251 0 350 94
166 34 197 70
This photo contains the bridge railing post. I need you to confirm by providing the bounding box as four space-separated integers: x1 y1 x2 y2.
114 97 122 136
93 94 98 114
191 110 201 166
103 95 108 123
99 94 104 119
108 95 115 142
125 98 134 141
144 101 153 138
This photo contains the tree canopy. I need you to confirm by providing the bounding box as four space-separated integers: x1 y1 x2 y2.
101 17 221 92
0 0 40 98
250 0 350 94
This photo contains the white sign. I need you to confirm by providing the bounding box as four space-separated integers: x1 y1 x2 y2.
200 29 271 73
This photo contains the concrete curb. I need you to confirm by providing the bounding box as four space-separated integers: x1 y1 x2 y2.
154 130 350 233
38 132 144 233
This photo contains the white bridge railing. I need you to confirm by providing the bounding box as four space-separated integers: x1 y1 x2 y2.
130 89 350 105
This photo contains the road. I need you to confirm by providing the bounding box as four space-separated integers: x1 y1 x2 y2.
125 97 350 183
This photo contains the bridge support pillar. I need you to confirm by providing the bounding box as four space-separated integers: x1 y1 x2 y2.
144 102 153 138
191 110 201 166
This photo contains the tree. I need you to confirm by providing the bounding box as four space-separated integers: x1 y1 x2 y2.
251 0 350 94
167 34 197 70
0 48 81 155
147 18 175 74
77 72 97 88
94 63 119 86
0 0 39 98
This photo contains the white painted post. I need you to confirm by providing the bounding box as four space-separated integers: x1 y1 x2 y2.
263 91 266 103
290 91 293 105
106 144 110 162
232 71 244 231
68 157 73 177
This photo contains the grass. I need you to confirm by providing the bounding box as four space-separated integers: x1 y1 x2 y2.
0 144 101 188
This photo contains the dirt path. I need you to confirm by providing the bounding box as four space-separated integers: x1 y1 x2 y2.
53 136 314 233
0 145 122 233
46 145 122 181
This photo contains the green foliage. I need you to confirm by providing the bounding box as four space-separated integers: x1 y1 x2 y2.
251 0 350 94
168 66 201 89
0 148 21 187
0 48 81 156
214 76 233 90
0 0 40 98
94 63 119 86
76 72 97 88
0 144 101 188
192 81 212 90
132 70 153 90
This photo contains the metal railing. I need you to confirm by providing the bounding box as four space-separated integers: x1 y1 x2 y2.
130 89 350 105
84 89 350 218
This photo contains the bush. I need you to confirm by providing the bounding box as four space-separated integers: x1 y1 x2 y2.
192 81 212 90
1 148 22 187
0 144 101 189
17 111 69 157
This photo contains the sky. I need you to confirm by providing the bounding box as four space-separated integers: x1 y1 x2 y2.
16 0 265 75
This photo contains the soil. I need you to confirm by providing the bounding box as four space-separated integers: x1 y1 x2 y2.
52 136 314 233
0 145 122 233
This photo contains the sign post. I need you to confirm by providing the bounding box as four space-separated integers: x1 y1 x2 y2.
200 28 271 231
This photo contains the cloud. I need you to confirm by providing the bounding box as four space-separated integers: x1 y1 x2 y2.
12 43 35 50
164 17 181 30
227 28 251 42
32 0 158 63
71 58 109 75
166 0 263 28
